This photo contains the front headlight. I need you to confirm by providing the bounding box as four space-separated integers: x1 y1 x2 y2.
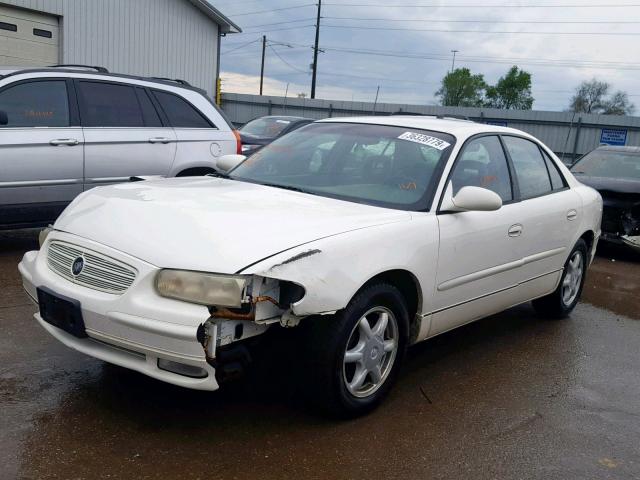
155 270 247 307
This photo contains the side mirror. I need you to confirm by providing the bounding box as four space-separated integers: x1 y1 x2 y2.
0 110 8 126
441 182 502 212
216 154 246 172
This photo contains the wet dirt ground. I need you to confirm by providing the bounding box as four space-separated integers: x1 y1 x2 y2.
1 230 639 480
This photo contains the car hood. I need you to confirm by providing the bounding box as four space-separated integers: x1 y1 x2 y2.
54 177 411 273
574 175 640 194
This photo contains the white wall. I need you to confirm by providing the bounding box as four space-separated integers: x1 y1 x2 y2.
0 0 220 94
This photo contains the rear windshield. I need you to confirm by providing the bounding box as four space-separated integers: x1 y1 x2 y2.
240 117 294 137
571 150 640 180
230 122 455 211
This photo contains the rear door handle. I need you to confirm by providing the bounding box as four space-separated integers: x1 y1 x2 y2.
50 138 79 146
508 224 523 237
148 137 172 144
567 210 578 221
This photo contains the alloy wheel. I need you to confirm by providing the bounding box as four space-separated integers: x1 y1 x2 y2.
342 306 399 398
562 250 584 306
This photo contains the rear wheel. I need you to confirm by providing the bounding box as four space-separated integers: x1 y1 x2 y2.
532 239 587 318
302 283 409 417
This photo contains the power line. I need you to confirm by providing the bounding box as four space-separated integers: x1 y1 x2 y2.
268 44 310 74
323 16 640 24
242 18 315 29
243 40 640 70
221 38 262 54
228 4 315 17
323 2 640 7
322 24 640 35
241 25 316 34
318 45 640 70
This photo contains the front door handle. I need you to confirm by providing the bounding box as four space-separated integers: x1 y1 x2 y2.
50 138 79 146
148 137 172 144
508 224 523 237
567 210 578 221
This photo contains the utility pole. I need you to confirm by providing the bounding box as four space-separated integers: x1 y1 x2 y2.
310 0 321 99
450 49 459 73
372 86 380 114
259 35 266 95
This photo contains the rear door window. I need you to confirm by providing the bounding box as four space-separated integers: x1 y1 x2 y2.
503 136 553 199
151 90 212 128
541 150 566 190
135 88 163 127
77 81 144 127
0 80 69 127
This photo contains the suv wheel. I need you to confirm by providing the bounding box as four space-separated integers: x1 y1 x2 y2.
302 282 409 416
176 168 215 177
532 239 588 318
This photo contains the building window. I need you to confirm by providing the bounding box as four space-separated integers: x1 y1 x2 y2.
0 22 17 32
33 28 53 38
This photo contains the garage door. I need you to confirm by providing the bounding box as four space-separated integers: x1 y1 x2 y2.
0 4 59 67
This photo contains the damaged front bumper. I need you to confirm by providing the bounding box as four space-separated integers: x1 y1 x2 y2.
601 197 640 250
18 232 304 390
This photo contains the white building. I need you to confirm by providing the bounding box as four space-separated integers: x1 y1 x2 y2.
0 0 240 95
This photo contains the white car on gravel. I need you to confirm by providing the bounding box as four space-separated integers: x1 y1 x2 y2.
19 116 602 416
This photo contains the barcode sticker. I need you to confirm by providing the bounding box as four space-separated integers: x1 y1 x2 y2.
398 132 451 150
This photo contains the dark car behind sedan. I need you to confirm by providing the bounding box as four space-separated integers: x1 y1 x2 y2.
571 146 640 251
239 116 314 155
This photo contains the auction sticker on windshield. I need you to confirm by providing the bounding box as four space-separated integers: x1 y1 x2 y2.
398 132 451 150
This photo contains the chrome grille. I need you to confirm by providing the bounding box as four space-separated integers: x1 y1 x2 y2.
47 241 137 294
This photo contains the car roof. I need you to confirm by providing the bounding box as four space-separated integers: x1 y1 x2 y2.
258 115 313 122
0 67 208 96
596 145 640 154
0 67 24 76
317 115 525 139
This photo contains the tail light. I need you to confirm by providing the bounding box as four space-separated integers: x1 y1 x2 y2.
233 130 242 154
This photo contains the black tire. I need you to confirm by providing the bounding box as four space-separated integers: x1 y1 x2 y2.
301 282 410 417
176 168 215 177
532 238 588 319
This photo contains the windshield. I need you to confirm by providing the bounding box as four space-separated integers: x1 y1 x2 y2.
230 122 455 210
240 117 294 138
572 150 640 180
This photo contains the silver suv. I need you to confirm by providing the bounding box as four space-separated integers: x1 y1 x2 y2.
0 65 240 229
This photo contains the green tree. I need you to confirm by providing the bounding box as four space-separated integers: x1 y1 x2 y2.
485 66 534 110
436 68 487 107
569 78 635 115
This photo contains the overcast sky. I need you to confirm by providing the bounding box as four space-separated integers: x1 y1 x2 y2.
215 1 640 112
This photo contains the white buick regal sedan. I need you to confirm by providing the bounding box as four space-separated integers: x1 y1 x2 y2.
19 116 602 415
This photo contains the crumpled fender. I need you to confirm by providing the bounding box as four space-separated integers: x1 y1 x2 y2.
239 215 439 318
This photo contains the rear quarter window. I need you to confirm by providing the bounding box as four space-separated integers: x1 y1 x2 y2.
152 90 213 129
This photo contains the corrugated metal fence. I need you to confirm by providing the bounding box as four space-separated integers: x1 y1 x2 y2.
221 92 640 163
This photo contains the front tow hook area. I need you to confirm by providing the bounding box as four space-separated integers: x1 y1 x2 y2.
211 343 253 384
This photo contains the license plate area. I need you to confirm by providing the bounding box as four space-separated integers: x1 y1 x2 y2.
37 287 87 338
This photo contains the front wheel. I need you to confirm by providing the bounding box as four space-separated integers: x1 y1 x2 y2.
532 239 588 318
301 283 409 417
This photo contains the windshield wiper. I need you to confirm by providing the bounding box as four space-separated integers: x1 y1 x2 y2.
206 171 232 179
259 182 311 194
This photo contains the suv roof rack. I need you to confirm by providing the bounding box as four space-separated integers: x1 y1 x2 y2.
149 77 192 87
50 64 109 73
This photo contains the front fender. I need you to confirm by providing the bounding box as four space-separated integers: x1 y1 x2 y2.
239 214 439 317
